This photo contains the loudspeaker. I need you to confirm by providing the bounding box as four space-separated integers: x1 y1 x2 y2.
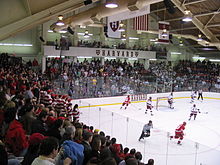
84 0 92 5
104 25 108 33
39 36 45 42
67 27 74 35
163 0 176 14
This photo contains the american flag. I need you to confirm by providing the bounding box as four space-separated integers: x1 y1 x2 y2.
133 14 148 31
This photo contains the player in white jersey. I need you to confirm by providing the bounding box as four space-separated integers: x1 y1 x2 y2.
168 92 174 109
190 91 197 103
189 104 200 120
145 97 153 116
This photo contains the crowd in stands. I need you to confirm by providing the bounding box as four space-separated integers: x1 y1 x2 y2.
0 53 154 165
77 40 167 52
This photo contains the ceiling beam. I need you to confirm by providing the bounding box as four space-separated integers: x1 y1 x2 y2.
170 23 220 31
22 0 32 15
151 0 207 13
171 0 219 44
204 7 220 28
0 0 86 41
194 10 220 17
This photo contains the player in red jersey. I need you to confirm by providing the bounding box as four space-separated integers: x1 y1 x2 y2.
120 95 131 110
170 122 186 145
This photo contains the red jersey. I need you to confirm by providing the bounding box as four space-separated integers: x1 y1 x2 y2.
124 96 130 104
175 124 185 134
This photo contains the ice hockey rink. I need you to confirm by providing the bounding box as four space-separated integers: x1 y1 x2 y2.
73 92 220 165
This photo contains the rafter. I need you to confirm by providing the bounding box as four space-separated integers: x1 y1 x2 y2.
22 0 32 15
171 0 219 46
151 0 207 13
204 7 220 28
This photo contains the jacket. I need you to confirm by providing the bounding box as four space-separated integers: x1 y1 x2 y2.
5 120 29 156
62 140 84 165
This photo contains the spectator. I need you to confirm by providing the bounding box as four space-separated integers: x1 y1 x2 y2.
22 133 46 165
46 119 63 141
81 131 93 165
31 137 59 165
4 107 29 157
31 110 48 135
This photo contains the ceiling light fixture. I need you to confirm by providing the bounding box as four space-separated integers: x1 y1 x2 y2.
121 34 126 41
84 30 90 38
105 0 118 8
182 10 192 22
118 22 125 32
197 34 203 42
56 15 65 26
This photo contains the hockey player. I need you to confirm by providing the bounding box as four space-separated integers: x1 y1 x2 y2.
168 92 174 109
120 95 131 110
170 122 186 145
139 120 153 141
189 104 200 120
145 97 153 115
190 91 197 103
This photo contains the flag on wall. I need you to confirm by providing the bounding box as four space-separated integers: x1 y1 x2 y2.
158 21 170 44
133 14 148 31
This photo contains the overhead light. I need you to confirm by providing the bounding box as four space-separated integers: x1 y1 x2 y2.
171 52 182 55
77 32 93 36
104 57 116 60
77 56 92 59
179 40 183 46
182 10 192 22
161 32 168 37
80 25 86 28
59 30 67 33
56 15 65 26
149 59 157 61
209 59 220 62
197 34 203 42
84 30 90 38
105 0 118 8
128 58 138 60
121 34 126 41
193 56 206 60
129 37 139 40
0 43 32 47
48 30 53 33
150 38 158 42
118 22 125 32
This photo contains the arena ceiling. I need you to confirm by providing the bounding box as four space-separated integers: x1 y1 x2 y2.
0 0 220 56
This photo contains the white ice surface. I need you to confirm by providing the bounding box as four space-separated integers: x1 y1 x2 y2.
75 92 220 165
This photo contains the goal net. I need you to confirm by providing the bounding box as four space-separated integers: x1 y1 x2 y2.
156 97 169 110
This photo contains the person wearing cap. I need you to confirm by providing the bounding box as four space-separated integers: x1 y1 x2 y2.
22 133 46 165
170 122 186 145
138 120 153 141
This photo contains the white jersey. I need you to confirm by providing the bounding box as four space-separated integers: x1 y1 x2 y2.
191 106 200 114
147 100 152 106
168 95 173 102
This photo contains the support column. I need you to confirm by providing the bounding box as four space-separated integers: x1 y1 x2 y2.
144 59 150 70
101 57 105 65
42 56 46 73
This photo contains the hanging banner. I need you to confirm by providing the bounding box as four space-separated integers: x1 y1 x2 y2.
107 17 121 38
158 21 170 44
